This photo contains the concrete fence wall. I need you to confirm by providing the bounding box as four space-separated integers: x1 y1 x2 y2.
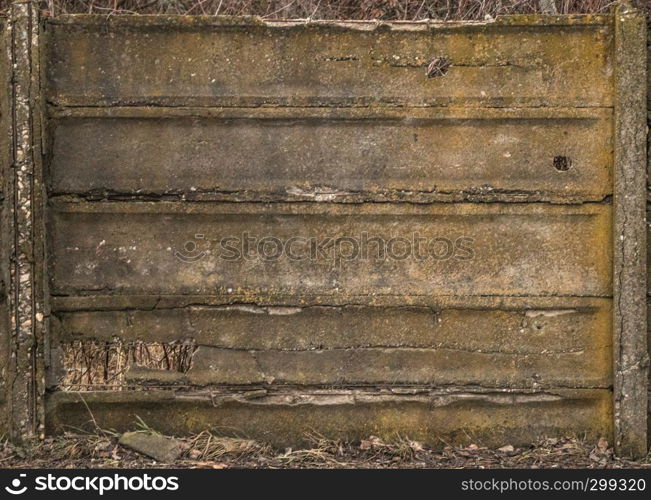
0 4 648 457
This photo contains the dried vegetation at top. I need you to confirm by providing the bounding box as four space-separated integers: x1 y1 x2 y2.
0 0 648 19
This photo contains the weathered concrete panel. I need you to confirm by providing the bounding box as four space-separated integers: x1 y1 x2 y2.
52 299 611 352
44 16 614 107
52 300 612 389
48 202 612 297
181 345 608 388
36 13 649 453
47 108 613 202
45 389 613 449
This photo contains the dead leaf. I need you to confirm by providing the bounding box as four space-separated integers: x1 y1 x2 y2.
409 441 424 452
360 436 384 450
589 451 607 465
190 462 227 469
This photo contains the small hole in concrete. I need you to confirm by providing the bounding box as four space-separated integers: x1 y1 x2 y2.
427 57 450 78
553 156 572 171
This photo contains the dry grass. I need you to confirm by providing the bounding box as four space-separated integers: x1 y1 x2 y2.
1 431 650 468
0 0 648 19
185 431 270 461
59 340 197 390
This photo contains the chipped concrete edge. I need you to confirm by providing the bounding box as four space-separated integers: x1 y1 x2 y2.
613 3 648 458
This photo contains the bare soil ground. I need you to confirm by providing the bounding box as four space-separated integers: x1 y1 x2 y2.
1 433 650 469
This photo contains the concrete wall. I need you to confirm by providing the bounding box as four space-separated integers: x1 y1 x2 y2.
3 11 649 452
40 14 624 448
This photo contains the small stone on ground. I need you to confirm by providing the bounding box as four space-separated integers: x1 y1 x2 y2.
118 432 186 463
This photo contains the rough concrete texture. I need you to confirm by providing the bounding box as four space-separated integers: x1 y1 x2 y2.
47 108 613 203
612 5 648 458
45 389 612 450
44 15 613 108
51 297 612 386
182 344 610 387
0 12 638 455
0 18 10 440
52 299 611 351
6 2 47 443
47 202 612 297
